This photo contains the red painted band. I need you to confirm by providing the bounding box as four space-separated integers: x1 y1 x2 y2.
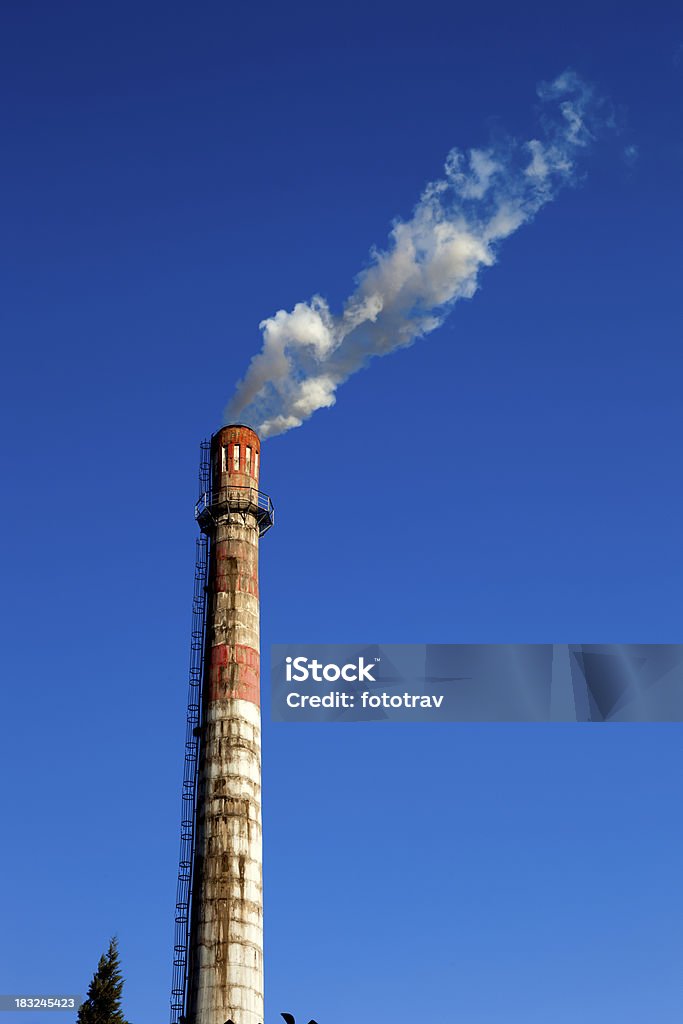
208 643 260 705
214 575 259 596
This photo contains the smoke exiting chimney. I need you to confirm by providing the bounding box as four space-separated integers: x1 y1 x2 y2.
225 70 607 439
179 425 273 1024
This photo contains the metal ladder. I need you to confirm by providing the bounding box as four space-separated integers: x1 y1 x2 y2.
170 442 212 1024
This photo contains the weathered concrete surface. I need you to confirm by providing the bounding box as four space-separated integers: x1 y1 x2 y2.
187 425 264 1024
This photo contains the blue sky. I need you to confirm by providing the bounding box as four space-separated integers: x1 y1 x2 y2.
2 1 683 1022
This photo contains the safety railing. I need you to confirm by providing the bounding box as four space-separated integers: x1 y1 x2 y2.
195 485 274 536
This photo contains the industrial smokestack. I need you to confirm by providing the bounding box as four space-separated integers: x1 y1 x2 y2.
182 424 273 1024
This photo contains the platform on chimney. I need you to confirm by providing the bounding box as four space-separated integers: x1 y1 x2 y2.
195 486 274 536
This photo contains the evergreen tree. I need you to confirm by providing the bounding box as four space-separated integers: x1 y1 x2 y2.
76 937 130 1024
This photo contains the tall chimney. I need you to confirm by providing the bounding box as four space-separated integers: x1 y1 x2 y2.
186 424 273 1024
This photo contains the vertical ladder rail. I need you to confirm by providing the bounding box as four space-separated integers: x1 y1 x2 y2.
170 441 212 1024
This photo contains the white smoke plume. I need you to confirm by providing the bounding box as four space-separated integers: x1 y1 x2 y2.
226 71 603 438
